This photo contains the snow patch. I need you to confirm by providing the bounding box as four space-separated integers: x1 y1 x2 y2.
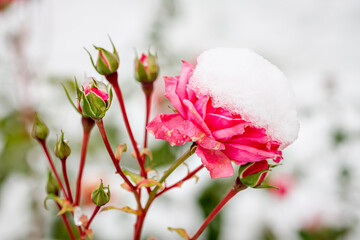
189 48 299 149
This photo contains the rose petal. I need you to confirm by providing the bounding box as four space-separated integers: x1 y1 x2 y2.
177 61 194 100
193 95 209 119
205 113 244 131
183 99 212 136
195 146 234 178
147 113 223 150
164 76 186 117
223 143 282 164
212 122 248 141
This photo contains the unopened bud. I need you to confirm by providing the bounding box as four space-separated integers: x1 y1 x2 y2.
46 170 60 196
238 160 271 188
31 113 49 142
86 38 119 76
91 180 110 206
54 131 71 160
77 78 113 120
134 52 159 83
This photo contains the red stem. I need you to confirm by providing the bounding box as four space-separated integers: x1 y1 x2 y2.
74 118 93 206
134 214 145 240
142 83 153 150
190 178 247 240
106 72 146 178
133 146 196 240
85 206 101 229
56 203 76 240
40 141 69 201
61 160 73 203
157 165 204 198
95 120 141 206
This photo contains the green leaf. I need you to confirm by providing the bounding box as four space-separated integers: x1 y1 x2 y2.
168 227 190 239
123 169 144 184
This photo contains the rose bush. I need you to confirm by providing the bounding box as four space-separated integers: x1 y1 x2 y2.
147 61 282 178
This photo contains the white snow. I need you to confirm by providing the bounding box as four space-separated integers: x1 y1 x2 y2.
189 48 299 149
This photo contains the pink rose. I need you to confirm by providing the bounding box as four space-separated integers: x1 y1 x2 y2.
147 61 282 178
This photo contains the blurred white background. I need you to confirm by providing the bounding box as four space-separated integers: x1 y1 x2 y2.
0 0 360 239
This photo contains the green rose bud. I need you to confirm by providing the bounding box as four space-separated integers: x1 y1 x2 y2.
86 38 119 76
91 180 110 206
238 160 271 188
134 52 159 83
46 170 60 196
31 113 49 142
54 131 71 160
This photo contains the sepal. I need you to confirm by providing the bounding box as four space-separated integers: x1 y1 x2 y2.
238 160 273 188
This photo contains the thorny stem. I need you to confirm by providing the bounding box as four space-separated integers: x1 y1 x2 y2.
40 141 69 201
56 203 76 240
105 72 146 178
95 120 141 208
157 165 204 198
61 159 73 203
85 206 101 229
189 178 247 240
133 144 197 240
74 117 94 206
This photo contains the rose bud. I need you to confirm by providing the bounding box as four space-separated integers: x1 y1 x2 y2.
86 38 119 76
46 170 60 196
91 180 110 206
54 130 71 161
238 160 272 188
31 113 49 142
135 52 159 84
76 78 113 120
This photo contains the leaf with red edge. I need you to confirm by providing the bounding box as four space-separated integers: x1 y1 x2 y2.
136 179 163 189
142 148 153 161
115 144 127 161
80 214 89 227
101 206 141 215
168 227 190 239
43 194 75 215
121 182 133 192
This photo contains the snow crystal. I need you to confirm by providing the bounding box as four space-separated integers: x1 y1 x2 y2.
189 48 299 149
